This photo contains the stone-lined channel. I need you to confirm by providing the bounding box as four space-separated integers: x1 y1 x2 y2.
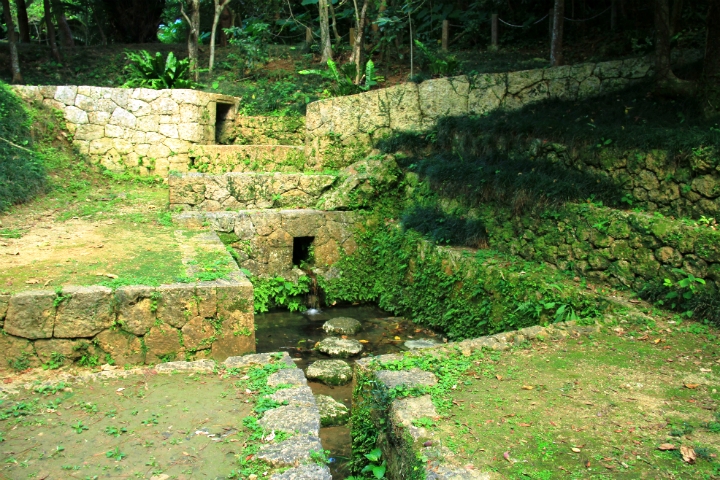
255 305 442 478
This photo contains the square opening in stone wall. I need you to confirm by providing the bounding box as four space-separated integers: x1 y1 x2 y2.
215 102 234 144
292 237 315 266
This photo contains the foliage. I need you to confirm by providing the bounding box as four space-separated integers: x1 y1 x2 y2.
123 50 197 90
248 273 311 313
299 59 384 96
42 352 66 370
0 81 47 212
414 40 459 76
225 20 271 74
401 204 487 247
320 222 605 341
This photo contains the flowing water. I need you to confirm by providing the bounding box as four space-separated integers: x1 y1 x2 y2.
254 305 442 478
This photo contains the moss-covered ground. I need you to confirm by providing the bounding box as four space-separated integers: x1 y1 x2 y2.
386 314 720 479
0 357 299 479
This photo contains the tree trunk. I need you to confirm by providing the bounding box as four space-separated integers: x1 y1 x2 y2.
182 0 200 82
93 7 107 45
51 0 74 46
670 0 683 35
550 0 565 66
702 0 720 116
328 0 341 43
319 0 333 63
43 0 62 62
209 0 231 74
654 0 694 94
350 0 369 83
14 0 31 43
219 6 232 47
1 0 23 83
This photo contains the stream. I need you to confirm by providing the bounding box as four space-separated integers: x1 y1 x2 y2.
255 304 442 478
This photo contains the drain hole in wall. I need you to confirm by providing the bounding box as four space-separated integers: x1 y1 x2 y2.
292 237 315 266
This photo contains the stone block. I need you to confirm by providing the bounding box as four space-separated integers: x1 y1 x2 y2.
132 88 162 102
88 111 111 125
5 290 56 339
33 338 85 364
74 124 105 141
104 124 125 138
155 283 197 328
418 76 470 120
89 138 114 155
109 89 130 108
258 405 320 435
0 334 40 369
376 368 437 389
110 107 137 129
95 329 144 365
54 86 77 105
390 395 437 441
178 123 204 142
159 123 179 139
0 293 9 327
54 285 114 338
210 312 255 361
164 138 191 155
181 316 215 350
136 114 160 132
115 286 156 335
127 99 152 117
151 97 180 114
257 435 325 467
145 323 183 363
171 89 208 106
270 465 331 480
64 106 89 124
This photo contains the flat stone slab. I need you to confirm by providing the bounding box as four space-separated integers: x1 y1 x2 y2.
316 394 350 427
155 360 216 373
268 386 315 407
269 464 332 480
391 395 437 441
405 339 441 350
376 368 438 389
258 405 320 436
322 317 361 335
257 435 324 467
224 352 295 368
316 337 363 358
267 368 308 387
306 360 353 386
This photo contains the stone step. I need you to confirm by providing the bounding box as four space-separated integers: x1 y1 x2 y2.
169 172 336 211
188 144 307 174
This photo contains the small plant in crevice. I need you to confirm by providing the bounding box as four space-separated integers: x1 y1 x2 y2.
42 352 66 370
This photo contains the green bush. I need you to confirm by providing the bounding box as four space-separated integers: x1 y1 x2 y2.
123 50 197 90
0 81 47 212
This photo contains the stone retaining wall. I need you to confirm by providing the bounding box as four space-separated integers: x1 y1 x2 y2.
305 51 701 164
217 115 306 146
169 172 336 210
354 321 600 480
187 145 306 173
176 210 359 277
0 231 255 369
481 204 720 293
12 85 238 176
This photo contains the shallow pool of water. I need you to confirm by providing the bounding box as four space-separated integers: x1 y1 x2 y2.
255 304 442 478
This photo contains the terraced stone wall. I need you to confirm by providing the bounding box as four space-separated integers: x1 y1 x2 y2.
12 85 238 176
0 233 255 369
481 204 720 294
176 210 359 277
217 115 306 146
304 52 701 166
168 172 336 210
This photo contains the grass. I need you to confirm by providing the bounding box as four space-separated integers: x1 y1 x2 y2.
418 318 720 479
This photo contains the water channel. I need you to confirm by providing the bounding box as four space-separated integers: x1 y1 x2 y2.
255 304 443 478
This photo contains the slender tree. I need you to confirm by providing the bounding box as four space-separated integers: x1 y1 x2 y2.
43 0 62 62
350 0 369 84
328 0 341 43
209 0 232 74
181 0 201 82
654 0 694 94
550 0 565 66
50 0 74 46
1 0 23 83
14 0 31 43
318 0 333 62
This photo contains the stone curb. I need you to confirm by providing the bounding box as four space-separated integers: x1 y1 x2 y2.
355 320 602 479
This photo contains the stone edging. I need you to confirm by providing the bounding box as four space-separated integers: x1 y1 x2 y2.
355 320 600 479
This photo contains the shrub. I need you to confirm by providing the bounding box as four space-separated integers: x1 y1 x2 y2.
123 50 196 90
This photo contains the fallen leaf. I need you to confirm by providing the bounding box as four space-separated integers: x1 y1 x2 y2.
654 338 662 344
658 443 677 451
572 447 581 453
503 451 511 462
522 385 534 390
341 335 348 339
394 336 401 341
684 383 700 389
700 368 711 372
518 423 531 427
25 279 40 284
496 375 503 381
680 445 696 464
358 339 369 344
6 251 19 255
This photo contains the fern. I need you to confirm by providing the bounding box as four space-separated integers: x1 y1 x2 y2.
123 51 197 90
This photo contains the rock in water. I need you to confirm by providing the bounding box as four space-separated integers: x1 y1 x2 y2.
306 359 353 386
404 339 440 350
322 317 362 335
316 337 363 358
315 394 350 427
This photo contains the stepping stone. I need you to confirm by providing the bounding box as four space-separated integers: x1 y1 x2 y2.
317 337 363 358
322 317 362 335
375 368 438 389
257 435 324 467
306 359 353 386
404 339 440 350
316 394 350 427
258 405 320 436
270 464 332 480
